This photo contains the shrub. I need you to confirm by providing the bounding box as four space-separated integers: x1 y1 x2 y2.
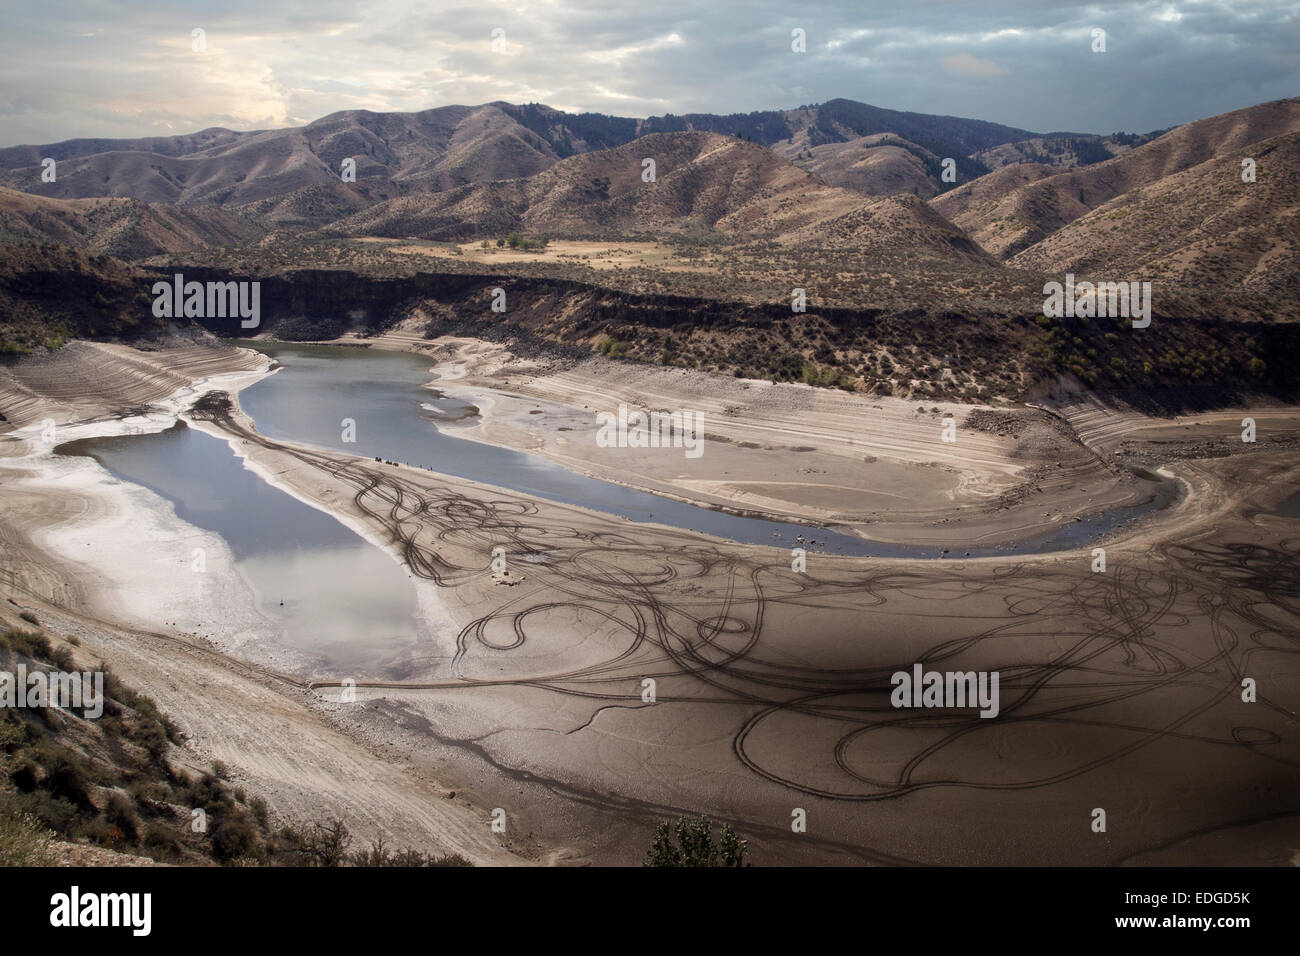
644 814 748 867
84 818 127 850
211 817 260 863
597 337 629 359
1 628 51 660
248 796 268 828
0 798 56 866
298 818 352 867
106 792 140 843
130 720 169 760
352 836 474 866
24 792 80 834
142 822 181 859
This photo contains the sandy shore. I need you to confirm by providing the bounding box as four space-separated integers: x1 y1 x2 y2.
3 334 1299 865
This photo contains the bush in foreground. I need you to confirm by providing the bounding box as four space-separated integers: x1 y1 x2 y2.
644 814 748 867
0 797 56 866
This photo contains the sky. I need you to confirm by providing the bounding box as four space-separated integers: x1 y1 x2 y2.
1 0 1297 145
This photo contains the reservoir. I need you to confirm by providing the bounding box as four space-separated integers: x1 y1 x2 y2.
59 421 423 673
57 339 1176 657
235 343 1174 557
235 342 904 555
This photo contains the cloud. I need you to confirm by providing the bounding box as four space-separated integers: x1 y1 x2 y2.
940 53 1009 77
0 0 1297 144
585 31 685 67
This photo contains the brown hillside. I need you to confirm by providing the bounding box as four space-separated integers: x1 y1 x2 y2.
782 193 999 268
1011 132 1300 321
0 187 257 259
0 104 566 214
773 134 941 197
325 132 869 240
934 98 1300 259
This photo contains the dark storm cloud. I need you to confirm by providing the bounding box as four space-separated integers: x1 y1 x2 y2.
1 1 1296 144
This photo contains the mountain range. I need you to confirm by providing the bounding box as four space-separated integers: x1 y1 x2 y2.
0 98 1142 223
2 95 1298 392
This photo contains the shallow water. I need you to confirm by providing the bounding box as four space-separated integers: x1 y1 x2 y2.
234 342 1172 558
60 422 422 670
236 342 911 556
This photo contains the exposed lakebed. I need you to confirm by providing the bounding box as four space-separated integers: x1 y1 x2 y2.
56 342 1176 663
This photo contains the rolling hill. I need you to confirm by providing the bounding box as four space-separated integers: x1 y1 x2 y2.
0 99 1045 218
970 130 1167 171
1010 132 1300 321
0 187 258 258
324 132 860 240
321 131 995 273
644 98 1035 157
933 98 1300 260
0 104 571 218
772 134 945 198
